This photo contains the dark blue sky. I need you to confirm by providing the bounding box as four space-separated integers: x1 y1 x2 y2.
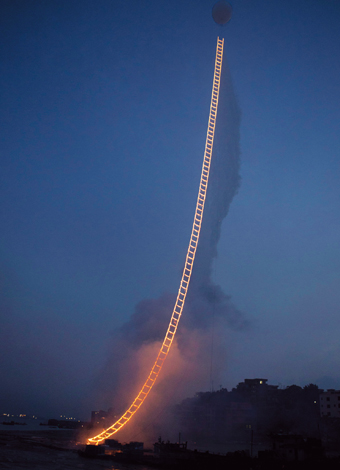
1 0 340 419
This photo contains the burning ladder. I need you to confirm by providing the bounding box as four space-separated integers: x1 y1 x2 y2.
88 37 224 444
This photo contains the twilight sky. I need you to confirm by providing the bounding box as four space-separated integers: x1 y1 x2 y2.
1 0 340 420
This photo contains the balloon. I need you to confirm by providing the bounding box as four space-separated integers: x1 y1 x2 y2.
212 1 232 25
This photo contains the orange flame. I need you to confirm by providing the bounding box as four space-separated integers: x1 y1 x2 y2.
88 37 224 445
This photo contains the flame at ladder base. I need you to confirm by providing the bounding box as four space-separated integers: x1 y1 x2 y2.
88 37 224 445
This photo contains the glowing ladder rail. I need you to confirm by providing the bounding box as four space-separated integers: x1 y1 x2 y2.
88 37 224 444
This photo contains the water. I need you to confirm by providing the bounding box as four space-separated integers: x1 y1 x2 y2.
0 427 161 470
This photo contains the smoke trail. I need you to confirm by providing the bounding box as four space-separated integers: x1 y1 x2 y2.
92 52 246 441
184 57 245 331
